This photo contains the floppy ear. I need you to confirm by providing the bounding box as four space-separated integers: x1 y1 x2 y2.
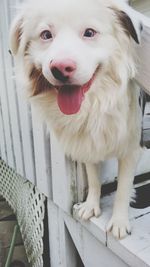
9 14 23 55
110 2 143 45
115 9 140 44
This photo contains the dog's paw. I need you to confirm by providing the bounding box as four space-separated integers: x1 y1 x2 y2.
106 216 131 239
75 201 101 220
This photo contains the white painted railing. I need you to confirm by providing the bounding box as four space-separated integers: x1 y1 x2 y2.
0 0 52 196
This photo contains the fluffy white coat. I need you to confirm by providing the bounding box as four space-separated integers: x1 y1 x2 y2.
10 0 142 239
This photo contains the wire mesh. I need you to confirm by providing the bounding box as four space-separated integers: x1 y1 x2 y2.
0 159 46 267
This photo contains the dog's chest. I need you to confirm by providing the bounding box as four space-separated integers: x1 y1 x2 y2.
54 107 127 163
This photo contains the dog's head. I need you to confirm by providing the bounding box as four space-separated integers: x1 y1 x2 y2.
10 0 141 115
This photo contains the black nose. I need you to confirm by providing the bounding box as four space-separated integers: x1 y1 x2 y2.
51 67 69 82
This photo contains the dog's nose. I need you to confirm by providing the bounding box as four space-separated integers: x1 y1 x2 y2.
50 59 76 82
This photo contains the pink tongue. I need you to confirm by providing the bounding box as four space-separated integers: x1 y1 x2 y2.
57 85 84 115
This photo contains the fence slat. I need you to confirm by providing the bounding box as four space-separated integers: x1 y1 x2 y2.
0 89 7 162
16 96 36 183
50 131 77 213
31 106 52 197
0 27 15 168
0 0 25 175
136 23 150 94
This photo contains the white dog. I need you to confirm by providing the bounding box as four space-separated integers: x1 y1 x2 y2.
10 0 142 239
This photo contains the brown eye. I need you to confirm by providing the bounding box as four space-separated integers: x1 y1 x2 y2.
84 28 97 38
40 30 52 40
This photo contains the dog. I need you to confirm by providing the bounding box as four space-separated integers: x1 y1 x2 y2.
10 0 142 239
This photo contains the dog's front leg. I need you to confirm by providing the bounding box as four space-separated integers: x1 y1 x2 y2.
77 163 101 220
107 149 140 239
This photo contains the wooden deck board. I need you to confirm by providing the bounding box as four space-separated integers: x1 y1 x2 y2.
73 190 150 267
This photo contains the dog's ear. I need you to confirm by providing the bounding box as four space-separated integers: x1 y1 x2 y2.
115 9 140 44
9 14 23 55
111 6 142 44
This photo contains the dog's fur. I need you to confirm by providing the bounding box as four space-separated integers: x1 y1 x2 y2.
10 0 142 239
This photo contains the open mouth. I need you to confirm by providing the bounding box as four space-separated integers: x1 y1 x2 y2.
56 72 96 115
29 65 98 115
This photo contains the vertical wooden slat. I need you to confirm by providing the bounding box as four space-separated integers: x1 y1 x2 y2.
47 201 65 267
0 20 15 168
136 24 150 94
8 0 36 183
0 0 25 175
0 95 7 161
50 131 77 213
0 0 53 191
16 95 36 183
31 106 52 197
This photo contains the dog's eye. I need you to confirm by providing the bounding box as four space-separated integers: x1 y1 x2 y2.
40 30 52 40
84 28 97 38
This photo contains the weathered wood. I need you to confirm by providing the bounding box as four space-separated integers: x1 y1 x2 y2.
108 212 150 267
47 200 64 267
0 0 53 191
0 97 7 162
48 200 83 267
64 226 84 267
0 19 15 168
65 212 129 267
15 95 36 184
31 106 52 197
0 0 25 176
50 131 77 213
73 190 150 267
48 200 129 267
